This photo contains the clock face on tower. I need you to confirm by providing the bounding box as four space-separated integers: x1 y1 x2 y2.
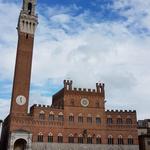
16 95 26 106
81 98 89 107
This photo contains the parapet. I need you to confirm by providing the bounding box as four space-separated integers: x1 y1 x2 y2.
63 80 105 96
106 110 136 113
31 104 51 108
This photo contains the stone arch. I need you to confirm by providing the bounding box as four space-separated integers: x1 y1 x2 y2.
78 113 83 116
14 138 27 150
69 113 74 116
58 112 63 115
50 111 54 115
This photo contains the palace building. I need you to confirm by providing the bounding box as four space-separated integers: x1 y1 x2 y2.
0 0 139 150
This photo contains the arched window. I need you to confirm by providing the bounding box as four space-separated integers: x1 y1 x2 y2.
78 113 83 123
70 99 74 106
95 101 100 108
126 117 132 124
117 135 124 145
37 132 43 142
69 113 74 122
87 114 92 123
128 135 134 145
48 132 53 143
107 116 113 125
58 112 64 121
68 134 74 143
49 111 54 121
87 134 92 144
58 133 63 143
39 110 45 120
28 2 32 15
108 135 113 144
96 115 101 124
117 116 123 124
78 134 83 143
96 135 101 144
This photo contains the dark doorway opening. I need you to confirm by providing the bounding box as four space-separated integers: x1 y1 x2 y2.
14 139 27 150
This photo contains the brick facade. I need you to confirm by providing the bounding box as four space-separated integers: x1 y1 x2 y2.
0 0 139 150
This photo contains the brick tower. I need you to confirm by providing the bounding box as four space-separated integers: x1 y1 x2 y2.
10 0 38 114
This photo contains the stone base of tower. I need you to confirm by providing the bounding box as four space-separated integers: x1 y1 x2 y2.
32 143 139 150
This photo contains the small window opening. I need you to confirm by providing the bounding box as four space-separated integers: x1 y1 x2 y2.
28 3 32 15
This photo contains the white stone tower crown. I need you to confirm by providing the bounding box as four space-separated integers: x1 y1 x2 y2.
18 0 38 35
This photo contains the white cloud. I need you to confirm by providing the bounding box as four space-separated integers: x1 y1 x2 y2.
0 0 150 121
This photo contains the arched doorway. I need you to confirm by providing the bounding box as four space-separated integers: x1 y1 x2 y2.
14 139 27 150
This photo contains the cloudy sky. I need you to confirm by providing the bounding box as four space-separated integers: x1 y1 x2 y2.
0 0 150 120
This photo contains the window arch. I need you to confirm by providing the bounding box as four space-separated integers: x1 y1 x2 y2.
126 117 132 124
48 132 53 143
117 116 123 124
107 115 113 124
87 134 92 144
39 110 45 120
87 114 92 123
96 115 101 124
96 135 102 144
108 135 113 144
58 133 63 143
69 113 74 122
78 134 83 143
70 99 75 106
49 111 54 121
37 132 43 142
118 135 124 145
58 112 64 121
78 113 83 123
68 134 74 143
128 135 134 145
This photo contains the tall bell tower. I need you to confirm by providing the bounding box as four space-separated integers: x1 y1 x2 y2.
10 0 38 114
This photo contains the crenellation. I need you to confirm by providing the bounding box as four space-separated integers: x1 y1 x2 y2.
88 89 91 92
83 88 86 92
106 110 137 113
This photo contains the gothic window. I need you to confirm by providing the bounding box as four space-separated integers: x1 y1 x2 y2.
128 135 134 145
126 118 132 124
78 113 83 123
78 134 83 143
69 113 74 122
87 114 92 123
58 133 63 143
28 2 32 15
108 135 113 144
49 111 54 121
58 112 64 121
96 117 101 124
70 99 74 106
96 101 100 108
107 116 113 125
37 133 43 142
96 135 101 144
117 135 124 145
39 111 45 120
117 116 123 124
87 135 92 144
68 134 74 143
48 133 53 143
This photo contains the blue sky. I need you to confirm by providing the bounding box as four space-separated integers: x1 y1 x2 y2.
0 0 150 120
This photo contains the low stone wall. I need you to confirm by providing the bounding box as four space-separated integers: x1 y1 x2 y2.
32 143 139 150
